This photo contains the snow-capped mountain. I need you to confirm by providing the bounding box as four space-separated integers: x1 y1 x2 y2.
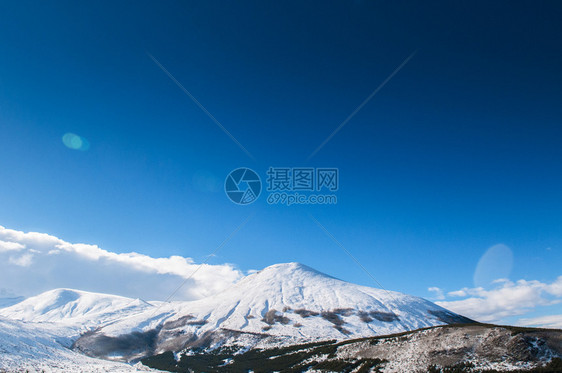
0 289 159 372
0 262 474 370
0 288 155 336
72 263 472 361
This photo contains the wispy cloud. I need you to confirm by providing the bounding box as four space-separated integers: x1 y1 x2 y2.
427 286 445 300
447 290 468 297
8 253 34 267
518 314 562 329
0 240 25 252
0 226 243 301
434 277 562 325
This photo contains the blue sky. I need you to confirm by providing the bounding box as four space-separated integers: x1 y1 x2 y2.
1 1 562 325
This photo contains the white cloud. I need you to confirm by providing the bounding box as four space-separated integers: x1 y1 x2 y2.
427 286 445 300
435 277 562 324
518 314 562 329
0 225 243 301
8 253 34 267
0 240 25 252
447 290 467 297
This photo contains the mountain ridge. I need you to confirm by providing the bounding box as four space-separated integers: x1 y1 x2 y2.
0 262 477 369
0 287 154 331
3 262 560 372
65 262 474 362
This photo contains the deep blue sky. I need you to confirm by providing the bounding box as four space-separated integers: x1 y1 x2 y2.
1 0 561 309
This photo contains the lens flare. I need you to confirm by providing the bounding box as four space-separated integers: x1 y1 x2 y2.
62 133 90 151
473 243 513 287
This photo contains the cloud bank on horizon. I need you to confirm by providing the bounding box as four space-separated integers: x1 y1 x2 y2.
432 277 562 328
0 225 243 301
427 243 562 328
1 225 561 329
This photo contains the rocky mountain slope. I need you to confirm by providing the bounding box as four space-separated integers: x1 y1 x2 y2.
4 262 559 372
71 263 473 362
141 324 562 373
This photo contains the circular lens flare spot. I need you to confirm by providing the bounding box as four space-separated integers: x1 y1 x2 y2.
473 243 513 287
62 133 90 151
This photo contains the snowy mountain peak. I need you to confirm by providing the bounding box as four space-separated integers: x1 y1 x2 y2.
252 262 335 279
259 262 319 272
88 262 473 355
0 288 153 327
0 262 475 365
217 261 401 315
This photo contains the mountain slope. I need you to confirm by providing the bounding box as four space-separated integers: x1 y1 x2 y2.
0 290 159 371
0 288 154 336
0 316 157 372
142 324 562 373
73 263 473 361
2 262 560 372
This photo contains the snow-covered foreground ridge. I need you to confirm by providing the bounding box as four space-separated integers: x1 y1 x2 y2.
0 262 473 369
0 316 157 372
1 288 154 330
